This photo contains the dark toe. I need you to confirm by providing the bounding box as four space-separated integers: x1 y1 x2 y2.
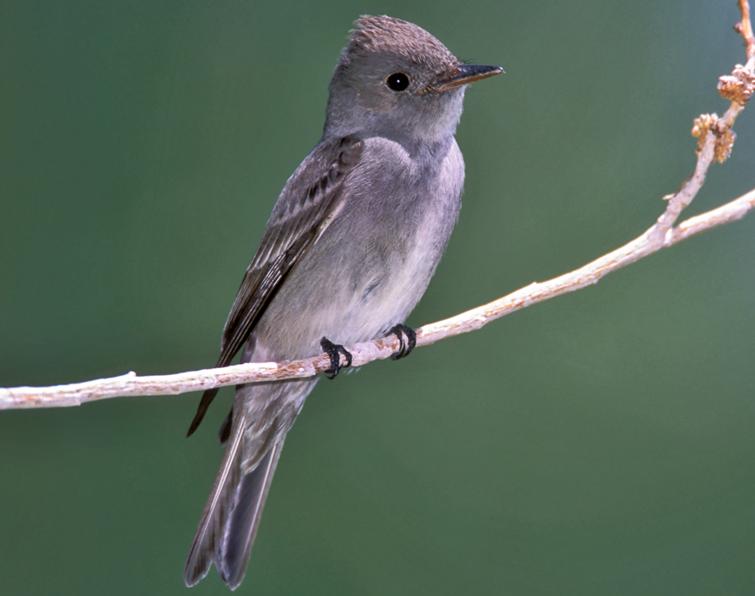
388 324 417 360
320 337 353 378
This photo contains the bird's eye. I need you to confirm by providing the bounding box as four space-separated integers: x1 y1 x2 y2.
386 72 410 92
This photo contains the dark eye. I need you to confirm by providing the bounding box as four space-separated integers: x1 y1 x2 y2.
386 72 410 92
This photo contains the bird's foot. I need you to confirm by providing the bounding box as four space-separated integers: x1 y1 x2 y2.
320 337 353 379
388 324 416 360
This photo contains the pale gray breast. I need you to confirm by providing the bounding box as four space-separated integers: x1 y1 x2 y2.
358 136 465 325
254 135 464 358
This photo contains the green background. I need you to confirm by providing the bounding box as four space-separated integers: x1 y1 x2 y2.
2 1 755 595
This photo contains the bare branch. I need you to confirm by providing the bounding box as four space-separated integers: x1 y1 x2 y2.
1 4 754 412
3 180 753 411
737 0 755 60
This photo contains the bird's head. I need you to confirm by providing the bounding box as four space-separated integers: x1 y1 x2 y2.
324 15 503 146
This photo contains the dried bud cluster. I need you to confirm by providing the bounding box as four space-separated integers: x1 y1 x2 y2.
691 113 737 163
718 64 755 104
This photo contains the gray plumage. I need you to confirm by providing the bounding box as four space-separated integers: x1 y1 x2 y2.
184 14 502 590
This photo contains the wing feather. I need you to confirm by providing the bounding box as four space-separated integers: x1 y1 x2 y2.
186 136 363 436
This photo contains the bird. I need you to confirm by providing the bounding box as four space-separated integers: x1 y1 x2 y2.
183 14 502 590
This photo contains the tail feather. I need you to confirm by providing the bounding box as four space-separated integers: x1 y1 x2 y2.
184 419 247 587
219 442 283 589
184 418 285 590
186 379 315 589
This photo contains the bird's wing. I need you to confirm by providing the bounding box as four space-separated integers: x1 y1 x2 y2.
186 135 364 436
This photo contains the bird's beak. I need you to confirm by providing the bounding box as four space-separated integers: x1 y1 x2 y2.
431 64 505 93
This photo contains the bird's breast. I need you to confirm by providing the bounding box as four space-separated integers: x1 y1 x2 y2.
255 136 464 358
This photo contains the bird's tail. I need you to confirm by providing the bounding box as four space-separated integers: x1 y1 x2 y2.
183 418 284 590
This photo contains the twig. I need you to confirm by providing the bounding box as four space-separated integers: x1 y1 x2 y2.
737 0 755 60
1 4 754 411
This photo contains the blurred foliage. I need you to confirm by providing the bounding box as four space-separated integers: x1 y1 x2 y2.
1 1 754 595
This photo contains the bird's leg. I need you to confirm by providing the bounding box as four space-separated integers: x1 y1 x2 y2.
320 337 353 379
387 324 417 360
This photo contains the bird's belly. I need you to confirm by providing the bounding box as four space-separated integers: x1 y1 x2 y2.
253 201 456 360
251 136 464 362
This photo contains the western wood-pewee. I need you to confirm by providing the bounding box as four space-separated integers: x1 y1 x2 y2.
184 15 502 590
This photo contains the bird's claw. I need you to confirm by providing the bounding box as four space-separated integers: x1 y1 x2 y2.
320 337 353 379
388 324 416 360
